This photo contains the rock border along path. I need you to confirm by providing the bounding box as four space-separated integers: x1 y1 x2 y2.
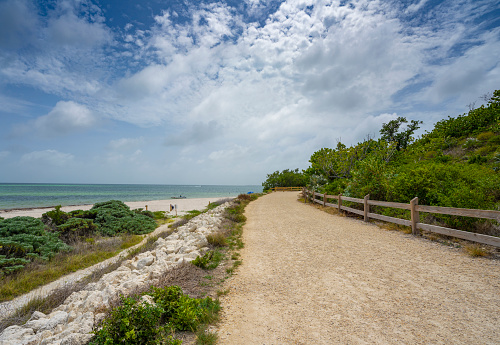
0 201 233 345
217 192 500 344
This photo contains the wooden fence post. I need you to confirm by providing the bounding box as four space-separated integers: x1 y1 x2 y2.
363 194 369 222
338 193 342 213
323 192 327 207
410 197 419 235
303 188 306 203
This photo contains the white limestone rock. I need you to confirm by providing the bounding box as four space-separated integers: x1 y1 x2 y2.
136 256 155 270
60 333 94 345
0 326 35 345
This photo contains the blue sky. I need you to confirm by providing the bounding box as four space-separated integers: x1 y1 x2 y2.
0 0 499 185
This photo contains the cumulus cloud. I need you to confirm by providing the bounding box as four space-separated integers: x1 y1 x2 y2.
33 101 97 137
21 150 74 166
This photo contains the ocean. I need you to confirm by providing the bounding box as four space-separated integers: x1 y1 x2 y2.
0 184 262 210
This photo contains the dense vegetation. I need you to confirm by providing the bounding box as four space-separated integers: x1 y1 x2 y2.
0 200 157 277
261 168 308 192
91 285 219 345
0 217 71 276
263 89 500 235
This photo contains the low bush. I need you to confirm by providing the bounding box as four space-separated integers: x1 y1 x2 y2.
41 206 70 228
90 286 220 344
57 218 98 243
91 200 157 236
0 217 71 276
192 251 224 270
133 208 155 219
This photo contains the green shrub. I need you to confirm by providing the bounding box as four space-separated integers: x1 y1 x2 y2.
91 200 157 236
41 206 70 227
225 204 246 223
488 134 500 144
90 295 165 345
91 286 219 344
431 104 500 138
468 154 488 164
386 162 499 211
57 218 98 243
477 131 495 141
347 155 388 200
262 168 307 191
68 209 98 219
133 208 155 219
0 217 71 276
192 250 224 270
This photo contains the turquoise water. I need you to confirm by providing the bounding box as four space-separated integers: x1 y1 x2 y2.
0 184 262 210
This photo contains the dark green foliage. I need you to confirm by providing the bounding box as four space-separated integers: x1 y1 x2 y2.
57 218 98 243
0 216 46 237
68 209 98 219
380 117 422 151
192 250 223 270
41 206 70 227
468 154 488 164
133 208 155 219
90 200 157 236
146 286 220 331
0 217 71 276
91 286 219 344
429 103 499 139
262 168 307 191
90 295 166 345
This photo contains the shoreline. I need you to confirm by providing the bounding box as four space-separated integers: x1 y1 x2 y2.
0 197 234 219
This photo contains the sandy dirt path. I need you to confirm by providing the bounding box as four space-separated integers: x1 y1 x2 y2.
217 192 500 344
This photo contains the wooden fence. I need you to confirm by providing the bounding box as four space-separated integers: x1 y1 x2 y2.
272 186 304 192
303 188 500 248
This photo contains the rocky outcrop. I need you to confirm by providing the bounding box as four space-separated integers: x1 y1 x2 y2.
0 202 231 345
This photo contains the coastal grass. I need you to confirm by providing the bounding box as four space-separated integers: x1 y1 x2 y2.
0 234 143 302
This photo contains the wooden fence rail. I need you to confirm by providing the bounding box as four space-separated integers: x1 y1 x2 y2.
302 188 500 248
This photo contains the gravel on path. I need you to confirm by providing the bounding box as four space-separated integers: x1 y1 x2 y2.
216 192 500 344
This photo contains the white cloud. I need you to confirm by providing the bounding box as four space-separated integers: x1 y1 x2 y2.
21 150 74 166
108 137 145 151
33 101 97 137
406 0 430 13
47 11 112 48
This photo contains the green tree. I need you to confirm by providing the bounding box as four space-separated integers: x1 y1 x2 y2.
262 168 307 191
379 117 422 151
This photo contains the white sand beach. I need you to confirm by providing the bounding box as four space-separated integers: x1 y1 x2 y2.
0 197 233 219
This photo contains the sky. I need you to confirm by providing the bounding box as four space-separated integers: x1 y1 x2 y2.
0 0 499 185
